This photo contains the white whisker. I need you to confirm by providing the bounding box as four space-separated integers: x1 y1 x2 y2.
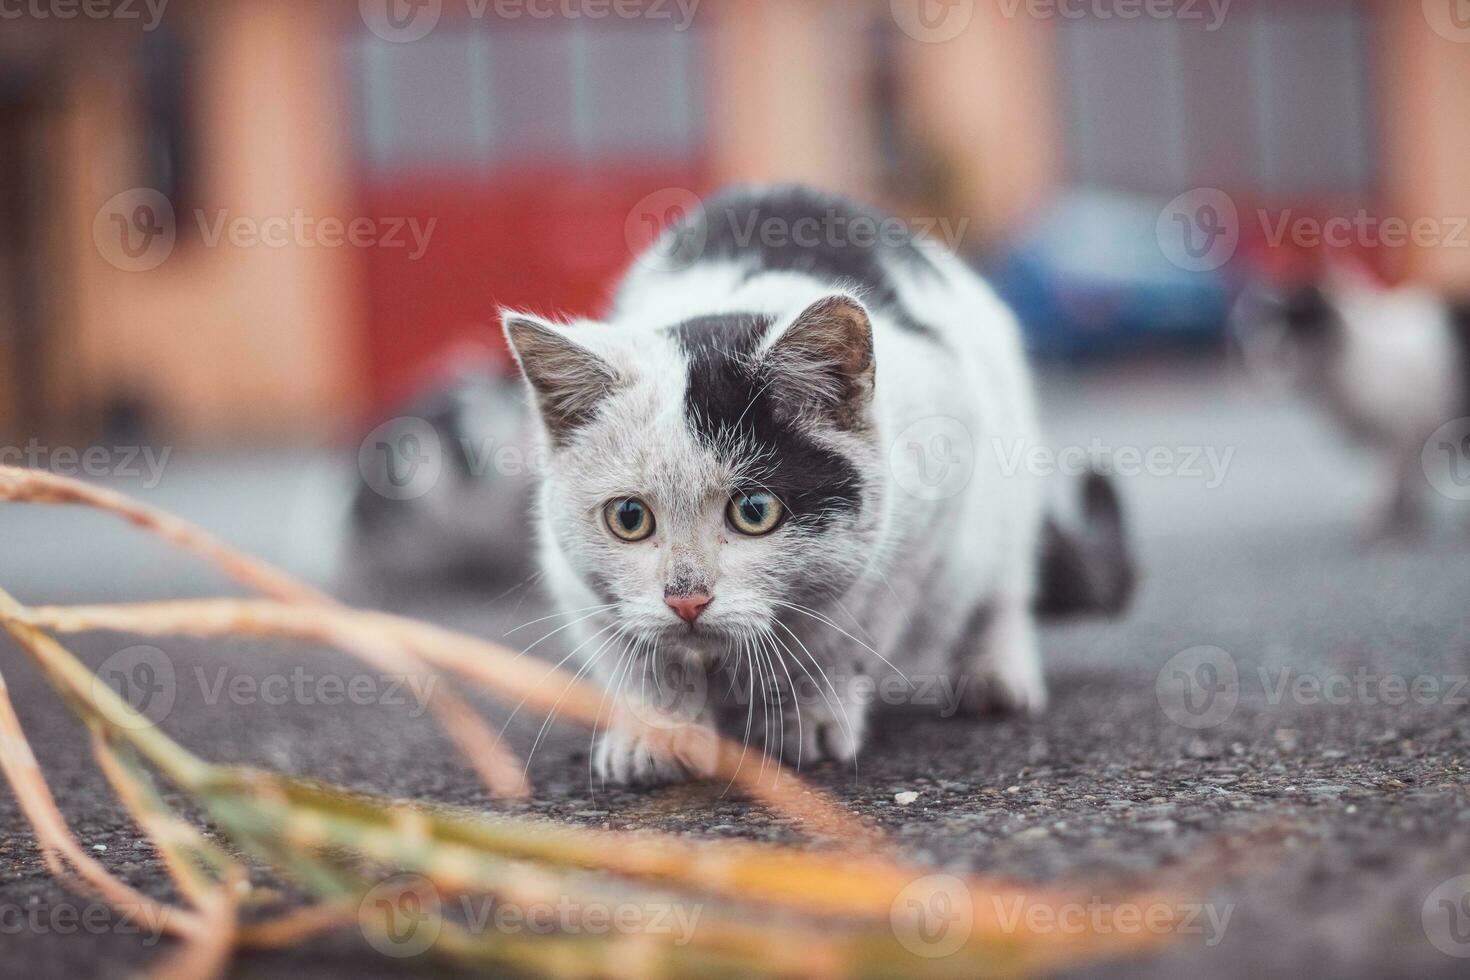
505 602 617 637
771 600 910 683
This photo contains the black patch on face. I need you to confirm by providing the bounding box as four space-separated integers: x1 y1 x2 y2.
1263 283 1346 377
672 313 864 530
676 186 943 340
1279 284 1339 339
1448 298 1470 415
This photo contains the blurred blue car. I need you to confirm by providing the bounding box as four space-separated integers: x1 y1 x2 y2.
988 190 1235 357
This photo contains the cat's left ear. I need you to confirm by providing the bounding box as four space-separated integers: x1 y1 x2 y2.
764 295 875 430
501 311 619 446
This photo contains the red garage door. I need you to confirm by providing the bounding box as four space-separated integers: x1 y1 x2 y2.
344 10 711 409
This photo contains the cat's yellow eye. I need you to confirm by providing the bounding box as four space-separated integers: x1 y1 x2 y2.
727 492 783 536
604 497 655 542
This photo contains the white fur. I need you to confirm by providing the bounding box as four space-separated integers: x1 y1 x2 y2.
1325 285 1459 448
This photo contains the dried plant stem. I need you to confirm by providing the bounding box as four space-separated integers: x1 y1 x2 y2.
0 464 529 799
0 666 202 937
87 726 235 908
0 592 211 787
234 902 357 949
146 882 240 980
20 597 871 841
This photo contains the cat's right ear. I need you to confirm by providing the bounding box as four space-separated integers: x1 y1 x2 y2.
501 311 618 445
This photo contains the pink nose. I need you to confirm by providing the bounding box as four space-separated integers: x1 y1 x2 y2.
665 593 712 624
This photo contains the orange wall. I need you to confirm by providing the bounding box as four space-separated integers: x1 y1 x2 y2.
1378 0 1470 289
901 1 1061 246
60 0 363 442
708 0 1059 247
708 0 880 197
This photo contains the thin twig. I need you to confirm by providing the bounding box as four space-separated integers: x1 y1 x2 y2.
0 464 528 799
21 598 871 842
0 666 202 937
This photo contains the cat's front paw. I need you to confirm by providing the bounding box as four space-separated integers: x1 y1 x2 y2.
592 728 716 787
959 601 1048 718
960 653 1048 717
769 700 868 768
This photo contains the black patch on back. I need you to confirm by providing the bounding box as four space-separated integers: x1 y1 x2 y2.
678 186 942 339
1449 299 1470 415
672 313 863 530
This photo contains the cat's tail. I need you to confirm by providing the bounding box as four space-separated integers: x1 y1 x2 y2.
1035 468 1136 619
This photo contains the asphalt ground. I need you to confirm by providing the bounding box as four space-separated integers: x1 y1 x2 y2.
2 361 1469 978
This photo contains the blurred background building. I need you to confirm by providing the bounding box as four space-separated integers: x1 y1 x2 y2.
1 0 1467 445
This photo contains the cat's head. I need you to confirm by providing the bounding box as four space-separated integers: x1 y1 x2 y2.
1234 278 1353 389
503 294 882 651
1233 260 1387 387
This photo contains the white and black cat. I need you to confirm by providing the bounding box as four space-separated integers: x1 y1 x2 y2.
493 186 1130 784
1235 268 1470 536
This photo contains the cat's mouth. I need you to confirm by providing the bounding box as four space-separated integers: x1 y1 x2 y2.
660 616 720 638
648 614 741 650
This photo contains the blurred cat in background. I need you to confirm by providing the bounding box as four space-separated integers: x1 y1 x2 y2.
1234 263 1470 538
